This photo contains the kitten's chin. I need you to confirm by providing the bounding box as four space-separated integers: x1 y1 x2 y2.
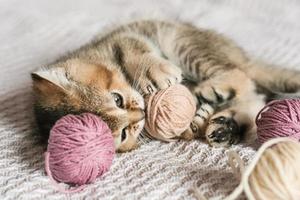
116 139 139 153
114 118 145 152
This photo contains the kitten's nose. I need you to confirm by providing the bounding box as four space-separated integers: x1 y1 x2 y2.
128 108 145 123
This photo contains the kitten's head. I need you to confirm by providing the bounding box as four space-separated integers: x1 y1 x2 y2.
31 59 145 152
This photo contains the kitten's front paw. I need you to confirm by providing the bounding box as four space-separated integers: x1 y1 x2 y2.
142 61 182 94
181 103 214 140
206 116 240 147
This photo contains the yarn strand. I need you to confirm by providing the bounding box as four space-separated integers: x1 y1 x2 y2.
191 138 300 200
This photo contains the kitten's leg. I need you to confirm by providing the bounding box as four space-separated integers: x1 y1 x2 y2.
181 79 239 141
205 110 239 147
181 69 263 146
112 37 183 95
196 70 265 147
181 103 214 140
205 96 264 147
193 71 264 146
182 92 264 147
244 61 300 95
137 53 183 95
180 71 242 141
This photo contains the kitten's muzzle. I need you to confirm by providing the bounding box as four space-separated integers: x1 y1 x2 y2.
128 108 145 123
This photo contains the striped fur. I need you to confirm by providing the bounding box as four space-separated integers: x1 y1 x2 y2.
32 20 300 150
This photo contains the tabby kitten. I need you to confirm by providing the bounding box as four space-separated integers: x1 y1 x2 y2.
32 20 300 151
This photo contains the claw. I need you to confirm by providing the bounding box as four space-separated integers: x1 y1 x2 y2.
147 85 154 94
167 79 172 86
206 116 241 147
211 116 226 124
190 122 198 133
229 139 235 145
208 132 215 139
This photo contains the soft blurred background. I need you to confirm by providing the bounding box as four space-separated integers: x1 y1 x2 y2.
1 0 300 199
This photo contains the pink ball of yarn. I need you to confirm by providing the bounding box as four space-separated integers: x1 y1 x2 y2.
256 99 300 144
145 84 196 141
45 113 115 192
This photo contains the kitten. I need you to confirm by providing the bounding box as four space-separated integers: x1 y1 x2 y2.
31 20 300 151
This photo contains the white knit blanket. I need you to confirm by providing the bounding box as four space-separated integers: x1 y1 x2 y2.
1 0 300 199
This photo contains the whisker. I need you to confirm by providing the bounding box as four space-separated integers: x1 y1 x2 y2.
137 128 153 145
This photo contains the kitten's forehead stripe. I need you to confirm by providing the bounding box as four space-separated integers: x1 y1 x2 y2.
112 44 124 67
112 45 133 86
100 66 113 89
117 63 133 86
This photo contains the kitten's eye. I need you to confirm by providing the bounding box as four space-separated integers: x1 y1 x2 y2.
121 128 127 142
112 92 124 108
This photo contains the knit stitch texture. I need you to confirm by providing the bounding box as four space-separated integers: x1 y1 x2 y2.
1 0 300 199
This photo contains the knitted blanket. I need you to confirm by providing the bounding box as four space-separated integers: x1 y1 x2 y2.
1 0 300 199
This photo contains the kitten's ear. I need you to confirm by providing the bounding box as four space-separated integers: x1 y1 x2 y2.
31 68 70 95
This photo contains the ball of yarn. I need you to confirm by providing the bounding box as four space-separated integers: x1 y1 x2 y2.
192 138 300 200
256 99 300 143
44 113 115 193
248 139 300 200
145 84 196 141
225 138 300 200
